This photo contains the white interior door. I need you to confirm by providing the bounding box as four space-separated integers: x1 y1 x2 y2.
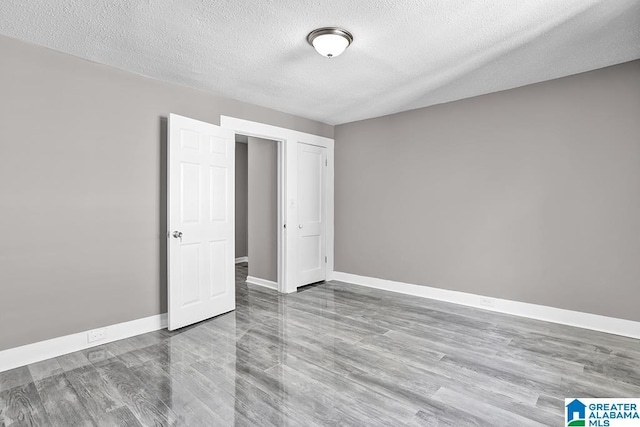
297 142 327 286
168 114 235 330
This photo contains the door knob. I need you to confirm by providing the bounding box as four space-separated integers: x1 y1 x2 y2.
298 224 303 229
172 231 183 242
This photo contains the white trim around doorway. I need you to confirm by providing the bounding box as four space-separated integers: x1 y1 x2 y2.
221 116 334 294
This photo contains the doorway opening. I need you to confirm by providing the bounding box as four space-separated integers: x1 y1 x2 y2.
235 134 280 291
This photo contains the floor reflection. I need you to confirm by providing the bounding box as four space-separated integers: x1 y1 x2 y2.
3 263 640 425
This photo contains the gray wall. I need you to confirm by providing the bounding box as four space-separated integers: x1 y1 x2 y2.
335 60 640 322
0 35 331 351
247 137 278 283
235 142 248 258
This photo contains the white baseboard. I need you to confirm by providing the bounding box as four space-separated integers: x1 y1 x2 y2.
333 272 640 340
235 256 248 264
0 313 167 373
246 275 278 290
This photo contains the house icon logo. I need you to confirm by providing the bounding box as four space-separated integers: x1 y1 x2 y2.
566 399 586 426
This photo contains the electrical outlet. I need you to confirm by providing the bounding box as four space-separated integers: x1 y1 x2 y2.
479 297 495 308
87 327 106 343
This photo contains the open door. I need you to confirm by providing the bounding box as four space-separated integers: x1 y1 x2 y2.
168 114 235 330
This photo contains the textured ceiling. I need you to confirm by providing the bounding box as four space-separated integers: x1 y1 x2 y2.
1 0 639 125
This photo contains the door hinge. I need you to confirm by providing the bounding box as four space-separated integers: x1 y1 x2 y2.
325 256 328 263
325 159 328 167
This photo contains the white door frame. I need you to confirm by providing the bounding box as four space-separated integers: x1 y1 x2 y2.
221 116 334 294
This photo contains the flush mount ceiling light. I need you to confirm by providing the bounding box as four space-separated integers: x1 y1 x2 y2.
307 27 353 58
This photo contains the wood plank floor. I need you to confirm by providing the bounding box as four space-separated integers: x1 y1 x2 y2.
1 263 639 426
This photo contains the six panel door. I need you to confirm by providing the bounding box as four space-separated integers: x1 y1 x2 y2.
168 114 235 330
